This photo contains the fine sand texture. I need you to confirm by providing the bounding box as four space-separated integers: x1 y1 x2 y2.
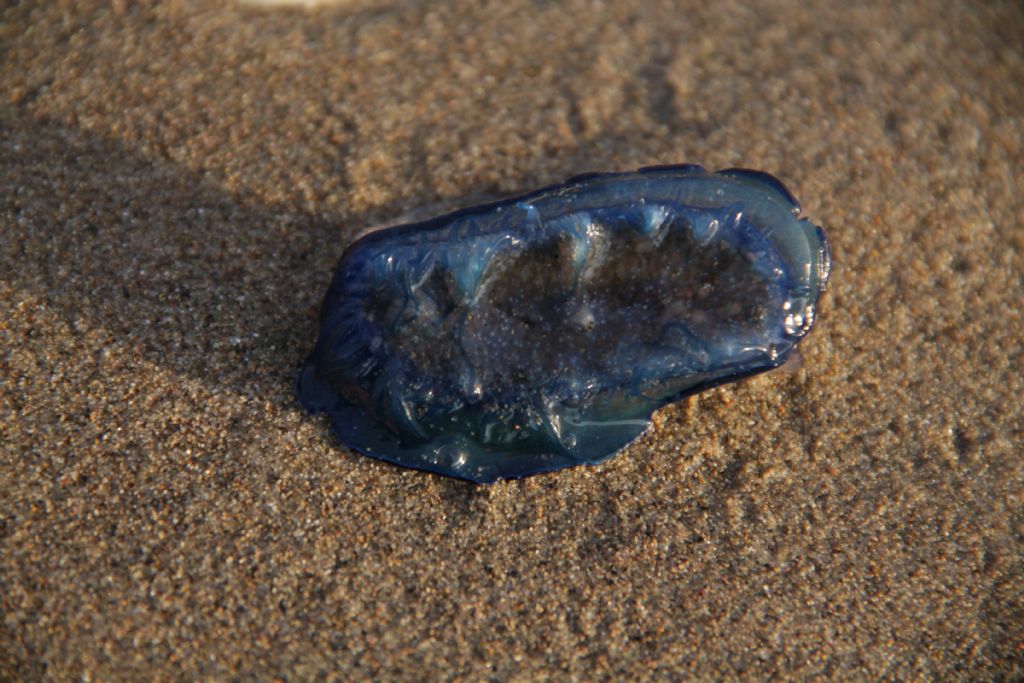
2 1 1022 679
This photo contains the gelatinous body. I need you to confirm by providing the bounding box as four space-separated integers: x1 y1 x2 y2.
298 165 830 482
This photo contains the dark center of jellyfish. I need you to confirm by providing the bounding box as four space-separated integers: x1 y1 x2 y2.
466 208 777 398
365 207 777 425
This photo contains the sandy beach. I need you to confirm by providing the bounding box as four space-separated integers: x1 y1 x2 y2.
2 0 1022 678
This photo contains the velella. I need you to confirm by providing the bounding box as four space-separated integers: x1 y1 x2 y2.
297 165 830 482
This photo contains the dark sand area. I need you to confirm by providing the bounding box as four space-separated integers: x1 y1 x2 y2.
2 0 1022 679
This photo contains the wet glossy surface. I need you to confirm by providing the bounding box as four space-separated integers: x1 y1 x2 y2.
298 165 830 482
